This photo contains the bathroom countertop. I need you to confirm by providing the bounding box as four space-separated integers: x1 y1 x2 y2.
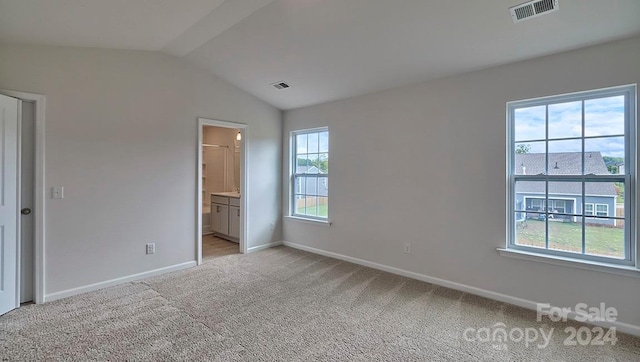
211 192 241 198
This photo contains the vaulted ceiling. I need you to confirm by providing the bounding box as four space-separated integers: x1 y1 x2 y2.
1 0 639 109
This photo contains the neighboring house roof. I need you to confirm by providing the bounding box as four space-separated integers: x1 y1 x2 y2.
295 165 328 195
296 165 321 174
515 152 617 197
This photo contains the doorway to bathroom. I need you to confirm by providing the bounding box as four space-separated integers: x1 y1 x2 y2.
197 118 246 263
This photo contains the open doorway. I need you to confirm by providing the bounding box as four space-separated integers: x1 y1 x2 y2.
197 118 247 263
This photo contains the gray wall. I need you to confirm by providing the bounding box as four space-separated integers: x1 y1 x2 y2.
283 36 640 327
0 44 282 296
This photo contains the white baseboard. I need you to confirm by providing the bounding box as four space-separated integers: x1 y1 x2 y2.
282 241 640 337
247 241 283 253
44 261 197 302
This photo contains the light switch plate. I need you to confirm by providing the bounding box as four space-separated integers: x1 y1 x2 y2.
52 186 64 199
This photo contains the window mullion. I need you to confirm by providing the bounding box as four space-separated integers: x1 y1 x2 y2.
624 92 633 262
581 181 586 254
581 100 586 255
545 104 549 250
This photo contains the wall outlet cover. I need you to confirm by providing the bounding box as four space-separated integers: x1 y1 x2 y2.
403 242 411 254
146 243 156 254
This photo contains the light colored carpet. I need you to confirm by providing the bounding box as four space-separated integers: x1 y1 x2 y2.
1 246 639 361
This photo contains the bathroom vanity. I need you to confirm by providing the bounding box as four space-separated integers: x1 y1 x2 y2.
210 192 241 242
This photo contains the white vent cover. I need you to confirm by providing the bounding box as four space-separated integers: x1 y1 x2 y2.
270 81 291 90
510 0 558 23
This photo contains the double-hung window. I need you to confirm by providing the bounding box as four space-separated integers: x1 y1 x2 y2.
291 128 329 220
508 85 636 265
596 204 609 217
584 203 594 217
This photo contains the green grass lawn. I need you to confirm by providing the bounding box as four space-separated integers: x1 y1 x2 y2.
297 203 328 217
516 219 624 258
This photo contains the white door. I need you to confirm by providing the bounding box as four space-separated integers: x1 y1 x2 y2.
0 94 20 315
20 101 35 303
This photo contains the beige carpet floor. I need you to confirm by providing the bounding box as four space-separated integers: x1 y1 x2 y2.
1 246 639 361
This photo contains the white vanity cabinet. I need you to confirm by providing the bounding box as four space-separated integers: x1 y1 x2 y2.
210 194 240 242
229 197 240 239
211 195 229 236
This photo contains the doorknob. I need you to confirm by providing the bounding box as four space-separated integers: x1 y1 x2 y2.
21 208 32 215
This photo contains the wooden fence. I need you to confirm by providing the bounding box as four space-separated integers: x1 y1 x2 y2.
616 203 624 228
296 196 328 209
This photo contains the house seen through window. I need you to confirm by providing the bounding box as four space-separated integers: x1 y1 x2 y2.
292 128 328 219
508 85 635 264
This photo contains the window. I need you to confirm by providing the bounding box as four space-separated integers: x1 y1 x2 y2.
596 204 609 217
291 128 329 219
585 203 594 216
508 85 635 264
530 198 543 210
548 199 566 214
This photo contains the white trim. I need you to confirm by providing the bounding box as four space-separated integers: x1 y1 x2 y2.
290 127 329 221
197 118 248 264
497 248 640 278
14 98 23 310
507 84 636 266
197 122 204 264
284 215 332 226
44 261 196 302
0 89 45 305
247 241 282 253
282 241 640 337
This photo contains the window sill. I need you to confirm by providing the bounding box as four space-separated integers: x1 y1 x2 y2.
497 248 640 279
284 216 332 227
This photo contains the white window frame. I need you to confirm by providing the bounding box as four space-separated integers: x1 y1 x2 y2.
585 203 594 217
523 196 577 222
549 199 566 213
595 204 609 217
507 85 636 266
290 127 329 221
530 198 543 210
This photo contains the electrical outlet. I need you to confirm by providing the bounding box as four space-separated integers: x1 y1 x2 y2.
403 242 411 254
146 243 156 254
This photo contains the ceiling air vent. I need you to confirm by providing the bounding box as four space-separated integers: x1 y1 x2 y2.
510 0 558 23
270 81 290 90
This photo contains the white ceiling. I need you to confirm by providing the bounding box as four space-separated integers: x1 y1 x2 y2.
0 0 224 50
1 0 639 110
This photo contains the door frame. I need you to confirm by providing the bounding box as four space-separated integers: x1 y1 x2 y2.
197 117 247 264
1 89 46 304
